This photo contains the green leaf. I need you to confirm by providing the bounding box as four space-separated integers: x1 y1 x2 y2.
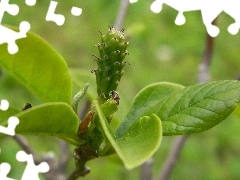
94 100 162 169
0 28 72 104
157 80 240 135
116 82 184 138
0 103 83 146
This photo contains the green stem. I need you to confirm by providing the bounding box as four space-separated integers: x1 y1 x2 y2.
71 83 90 114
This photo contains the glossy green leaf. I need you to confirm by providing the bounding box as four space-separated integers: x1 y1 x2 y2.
0 103 83 146
157 80 240 135
116 82 184 138
0 28 72 104
94 100 162 169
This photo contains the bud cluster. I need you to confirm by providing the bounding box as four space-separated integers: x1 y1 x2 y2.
92 27 129 103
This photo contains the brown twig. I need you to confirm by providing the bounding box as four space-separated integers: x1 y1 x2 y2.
157 136 189 180
12 135 41 163
57 140 70 177
140 159 153 180
42 140 70 180
67 145 98 180
114 0 130 30
198 19 216 83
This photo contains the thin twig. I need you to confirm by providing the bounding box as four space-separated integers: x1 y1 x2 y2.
158 136 189 180
140 159 153 180
198 19 216 83
114 0 130 30
57 140 70 175
43 140 70 180
12 135 41 163
157 19 216 180
42 152 59 180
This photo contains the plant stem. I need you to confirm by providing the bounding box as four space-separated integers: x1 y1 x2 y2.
67 145 98 180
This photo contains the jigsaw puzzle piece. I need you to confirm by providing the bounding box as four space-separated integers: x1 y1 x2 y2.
0 162 16 180
0 21 30 54
223 1 240 35
46 1 65 26
0 0 19 23
175 12 186 25
150 0 223 37
0 99 9 111
0 116 19 136
71 6 82 16
25 0 37 6
16 151 49 180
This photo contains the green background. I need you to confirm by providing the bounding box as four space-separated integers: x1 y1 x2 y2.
1 0 240 179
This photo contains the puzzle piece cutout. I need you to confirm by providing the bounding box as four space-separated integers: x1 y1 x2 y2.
0 0 82 54
25 0 37 6
0 99 19 136
0 0 19 23
0 162 16 180
150 0 240 37
0 116 19 136
0 0 31 54
0 151 49 180
0 99 9 111
129 0 138 3
46 1 82 26
0 21 30 54
46 1 65 26
71 6 82 16
16 151 49 180
0 99 17 180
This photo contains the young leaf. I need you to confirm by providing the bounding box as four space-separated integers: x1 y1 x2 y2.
0 29 72 104
94 100 162 169
116 82 184 138
157 80 240 135
0 103 83 146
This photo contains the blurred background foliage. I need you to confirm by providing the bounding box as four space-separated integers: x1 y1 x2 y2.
0 0 240 179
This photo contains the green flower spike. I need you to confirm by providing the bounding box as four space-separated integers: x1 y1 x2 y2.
92 27 129 104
